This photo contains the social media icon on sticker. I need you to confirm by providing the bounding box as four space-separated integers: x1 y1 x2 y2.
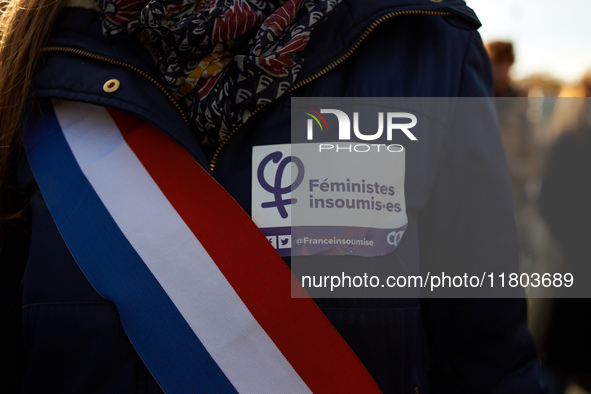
268 236 278 249
278 235 291 249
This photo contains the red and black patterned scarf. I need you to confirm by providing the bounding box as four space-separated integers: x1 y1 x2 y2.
100 0 341 149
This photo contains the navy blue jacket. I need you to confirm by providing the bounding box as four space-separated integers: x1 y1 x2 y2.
1 0 546 393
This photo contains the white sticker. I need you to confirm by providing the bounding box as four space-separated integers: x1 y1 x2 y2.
252 143 407 256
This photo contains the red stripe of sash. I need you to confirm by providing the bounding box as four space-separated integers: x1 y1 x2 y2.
108 108 381 393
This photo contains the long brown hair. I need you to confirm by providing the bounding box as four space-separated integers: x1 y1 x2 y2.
0 0 64 224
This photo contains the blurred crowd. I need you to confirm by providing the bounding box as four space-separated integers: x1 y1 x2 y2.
485 41 591 394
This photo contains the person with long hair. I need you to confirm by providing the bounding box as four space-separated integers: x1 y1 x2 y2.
0 0 546 392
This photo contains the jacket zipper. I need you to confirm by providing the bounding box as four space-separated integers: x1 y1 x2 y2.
43 8 452 174
209 9 452 173
41 47 190 127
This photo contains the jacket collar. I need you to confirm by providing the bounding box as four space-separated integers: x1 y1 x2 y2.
298 0 480 79
54 0 480 73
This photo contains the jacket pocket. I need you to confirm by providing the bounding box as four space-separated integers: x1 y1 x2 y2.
21 302 124 394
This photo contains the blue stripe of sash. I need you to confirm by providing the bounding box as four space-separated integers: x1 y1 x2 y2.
24 106 238 394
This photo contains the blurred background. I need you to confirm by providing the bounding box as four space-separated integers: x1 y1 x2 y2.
469 1 591 393
471 0 591 86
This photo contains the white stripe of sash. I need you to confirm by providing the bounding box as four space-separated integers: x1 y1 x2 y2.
54 100 311 394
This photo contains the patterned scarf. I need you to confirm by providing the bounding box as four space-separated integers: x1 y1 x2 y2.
100 0 341 149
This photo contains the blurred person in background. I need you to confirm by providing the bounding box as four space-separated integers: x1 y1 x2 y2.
538 70 591 394
486 41 521 98
546 80 591 145
485 40 541 265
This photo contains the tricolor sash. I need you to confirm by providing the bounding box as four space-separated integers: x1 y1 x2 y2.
24 100 380 393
